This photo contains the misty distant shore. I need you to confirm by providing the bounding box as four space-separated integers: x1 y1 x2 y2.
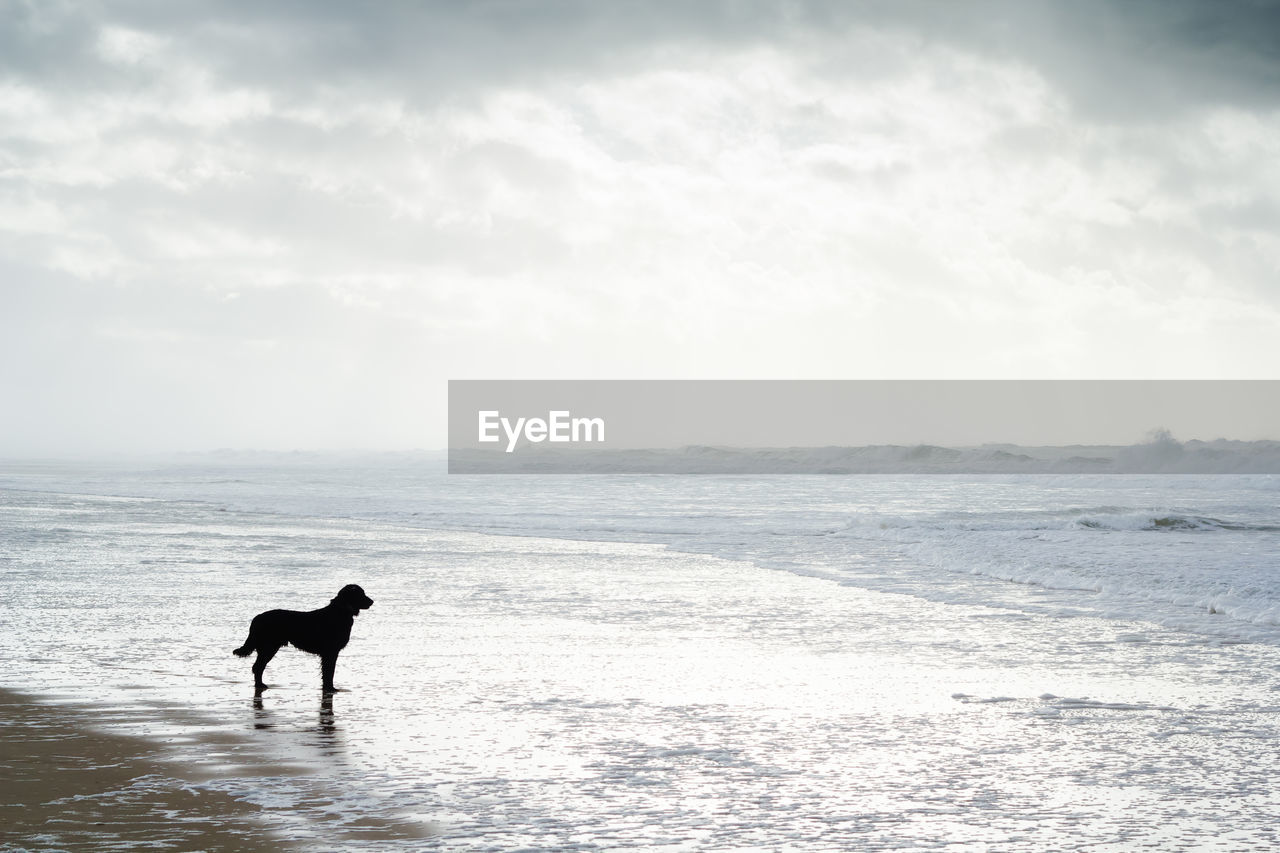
450 437 1280 474
6 438 1277 475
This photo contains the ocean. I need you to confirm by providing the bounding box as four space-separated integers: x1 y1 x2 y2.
2 459 1279 850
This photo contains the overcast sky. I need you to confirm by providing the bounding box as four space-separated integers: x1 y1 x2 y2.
2 0 1278 453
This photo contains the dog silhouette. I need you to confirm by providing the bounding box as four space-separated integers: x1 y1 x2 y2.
234 584 374 693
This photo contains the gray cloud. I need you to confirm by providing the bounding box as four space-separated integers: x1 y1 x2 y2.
7 1 1277 115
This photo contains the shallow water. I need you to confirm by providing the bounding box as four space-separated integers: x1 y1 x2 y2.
3 465 1280 849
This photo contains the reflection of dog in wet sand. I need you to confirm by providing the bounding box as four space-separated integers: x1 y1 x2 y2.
233 584 374 694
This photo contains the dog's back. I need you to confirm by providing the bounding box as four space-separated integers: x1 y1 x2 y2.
233 605 355 654
233 608 309 656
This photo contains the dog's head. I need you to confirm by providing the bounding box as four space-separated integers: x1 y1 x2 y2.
333 583 374 616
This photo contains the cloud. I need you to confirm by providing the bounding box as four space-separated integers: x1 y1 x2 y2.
1 0 1278 452
8 1 1280 113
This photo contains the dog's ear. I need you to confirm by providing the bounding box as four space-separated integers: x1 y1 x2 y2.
336 584 368 615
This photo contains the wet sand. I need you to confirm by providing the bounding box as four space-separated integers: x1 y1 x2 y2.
0 687 287 852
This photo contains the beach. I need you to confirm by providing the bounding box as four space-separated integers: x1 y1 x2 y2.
0 687 284 851
3 463 1280 850
7 0 1279 846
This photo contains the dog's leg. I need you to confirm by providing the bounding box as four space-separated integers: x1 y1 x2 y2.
321 653 339 693
253 644 282 694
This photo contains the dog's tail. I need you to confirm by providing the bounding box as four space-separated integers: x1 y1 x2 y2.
233 637 255 657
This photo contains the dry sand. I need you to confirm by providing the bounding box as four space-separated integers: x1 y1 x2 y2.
0 687 288 852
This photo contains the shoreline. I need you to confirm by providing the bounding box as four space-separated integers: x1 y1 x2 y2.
0 686 289 852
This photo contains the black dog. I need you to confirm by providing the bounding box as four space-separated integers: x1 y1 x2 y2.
233 584 374 694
